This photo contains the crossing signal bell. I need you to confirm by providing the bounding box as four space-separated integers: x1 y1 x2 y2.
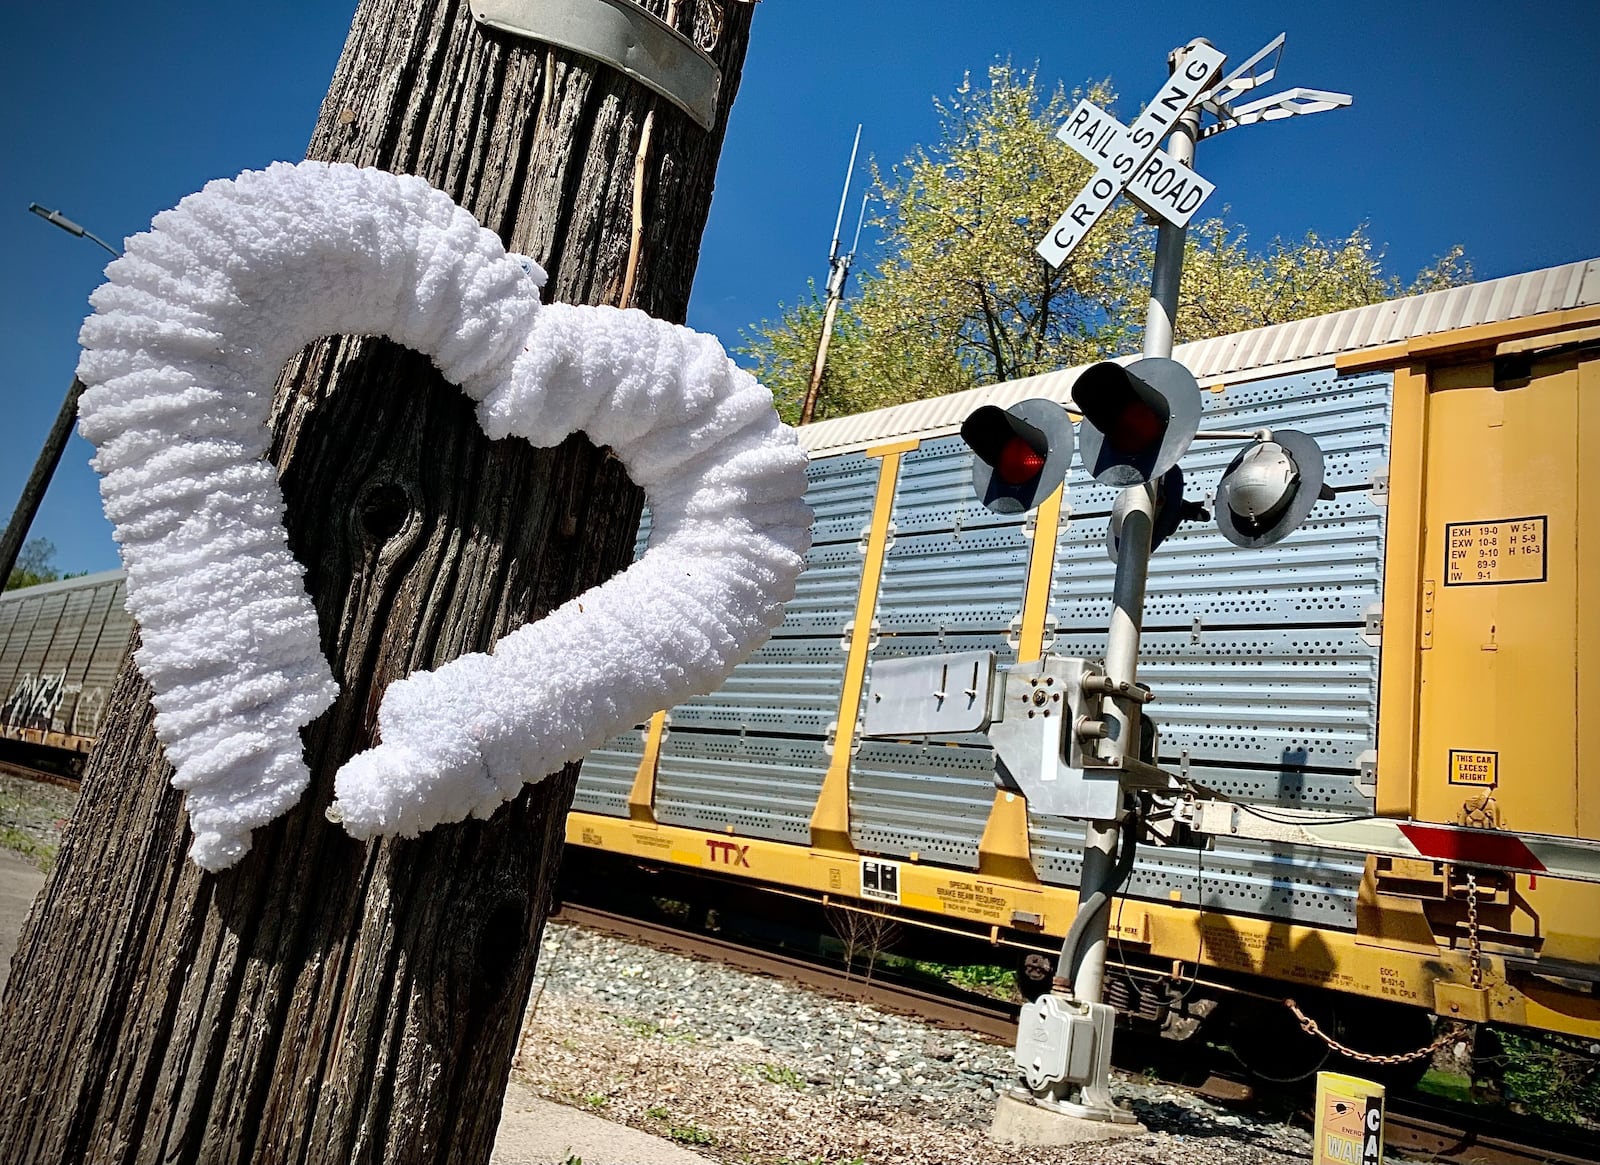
1107 467 1210 558
1072 357 1202 486
1215 429 1334 547
960 399 1075 514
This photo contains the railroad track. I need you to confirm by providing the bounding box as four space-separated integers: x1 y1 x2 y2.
550 900 1021 1042
551 899 1600 1165
1382 1101 1599 1165
0 753 81 789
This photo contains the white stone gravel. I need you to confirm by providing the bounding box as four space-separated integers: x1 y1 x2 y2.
512 922 1319 1164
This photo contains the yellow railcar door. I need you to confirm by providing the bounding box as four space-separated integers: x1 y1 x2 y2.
1412 349 1597 966
1415 356 1579 833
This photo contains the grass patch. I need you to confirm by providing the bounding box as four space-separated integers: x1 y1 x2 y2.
758 1062 806 1090
0 824 56 871
645 1106 717 1146
0 774 75 871
870 952 1018 1001
667 1122 716 1146
1492 1029 1600 1127
1416 1069 1476 1106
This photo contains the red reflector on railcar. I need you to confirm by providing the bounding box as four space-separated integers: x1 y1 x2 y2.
1397 822 1548 872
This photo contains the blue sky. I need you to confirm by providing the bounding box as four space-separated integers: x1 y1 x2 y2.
3 1 1597 576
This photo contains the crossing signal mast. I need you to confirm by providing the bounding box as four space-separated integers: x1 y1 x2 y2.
863 34 1358 1137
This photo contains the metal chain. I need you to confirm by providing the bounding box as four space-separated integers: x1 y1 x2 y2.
1282 870 1487 1066
1284 997 1456 1066
1466 872 1484 988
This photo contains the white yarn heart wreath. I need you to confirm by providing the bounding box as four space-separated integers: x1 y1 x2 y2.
76 160 812 871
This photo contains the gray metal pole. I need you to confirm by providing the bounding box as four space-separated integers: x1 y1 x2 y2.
1068 40 1208 1009
7 206 122 588
1069 489 1153 1004
0 377 85 589
1142 56 1203 360
798 127 862 426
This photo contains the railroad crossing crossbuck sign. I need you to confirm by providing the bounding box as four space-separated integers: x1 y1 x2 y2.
1037 33 1351 267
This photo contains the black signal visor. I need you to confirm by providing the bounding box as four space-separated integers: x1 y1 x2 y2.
1073 367 1171 455
1071 357 1202 488
961 406 1048 473
960 400 1075 516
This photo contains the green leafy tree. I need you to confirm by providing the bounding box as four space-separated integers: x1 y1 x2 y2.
1175 222 1471 336
745 65 1470 425
5 537 61 591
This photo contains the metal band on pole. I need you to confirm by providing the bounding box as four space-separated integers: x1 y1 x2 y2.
468 0 721 130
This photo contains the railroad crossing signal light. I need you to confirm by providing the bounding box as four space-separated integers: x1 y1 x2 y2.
1215 429 1335 547
960 399 1074 514
1072 356 1202 487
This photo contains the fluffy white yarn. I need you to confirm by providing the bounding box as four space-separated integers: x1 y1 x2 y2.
76 160 812 870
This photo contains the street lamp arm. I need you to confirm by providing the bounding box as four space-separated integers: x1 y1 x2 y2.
28 202 122 257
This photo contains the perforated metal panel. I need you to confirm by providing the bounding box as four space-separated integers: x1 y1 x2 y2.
1028 817 1368 927
653 453 879 843
804 451 881 544
849 435 1033 863
853 632 1016 868
654 733 829 843
1029 368 1393 928
1049 628 1378 771
665 637 845 734
1053 502 1384 631
573 511 657 817
572 726 648 817
848 739 997 867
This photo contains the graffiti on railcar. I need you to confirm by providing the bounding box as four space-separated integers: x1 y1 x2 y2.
1 671 79 733
71 686 107 738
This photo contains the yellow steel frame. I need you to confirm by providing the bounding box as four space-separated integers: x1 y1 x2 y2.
808 438 916 852
573 310 1600 1040
567 810 1600 1035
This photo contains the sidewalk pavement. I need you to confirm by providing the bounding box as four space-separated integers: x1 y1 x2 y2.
0 848 46 997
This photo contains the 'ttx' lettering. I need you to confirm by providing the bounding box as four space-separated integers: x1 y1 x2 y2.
705 839 750 867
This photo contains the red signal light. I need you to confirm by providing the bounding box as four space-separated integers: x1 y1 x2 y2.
997 436 1046 484
1107 400 1164 453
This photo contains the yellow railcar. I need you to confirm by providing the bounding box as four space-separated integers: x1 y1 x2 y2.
567 258 1600 1061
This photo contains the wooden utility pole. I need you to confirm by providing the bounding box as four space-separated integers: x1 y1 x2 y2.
0 1 753 1161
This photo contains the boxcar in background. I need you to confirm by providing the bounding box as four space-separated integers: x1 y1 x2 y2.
0 570 133 763
570 256 1600 1055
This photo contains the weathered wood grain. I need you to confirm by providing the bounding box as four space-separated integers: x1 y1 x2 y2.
0 1 753 1161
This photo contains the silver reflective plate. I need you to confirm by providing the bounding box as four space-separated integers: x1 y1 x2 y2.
862 650 996 737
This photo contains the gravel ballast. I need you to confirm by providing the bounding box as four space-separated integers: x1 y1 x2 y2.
512 921 1318 1164
0 772 77 870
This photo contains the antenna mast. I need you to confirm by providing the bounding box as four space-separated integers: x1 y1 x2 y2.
798 124 863 426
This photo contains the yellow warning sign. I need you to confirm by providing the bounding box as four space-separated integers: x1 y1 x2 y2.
1314 1072 1385 1165
1444 516 1546 586
1449 750 1498 787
